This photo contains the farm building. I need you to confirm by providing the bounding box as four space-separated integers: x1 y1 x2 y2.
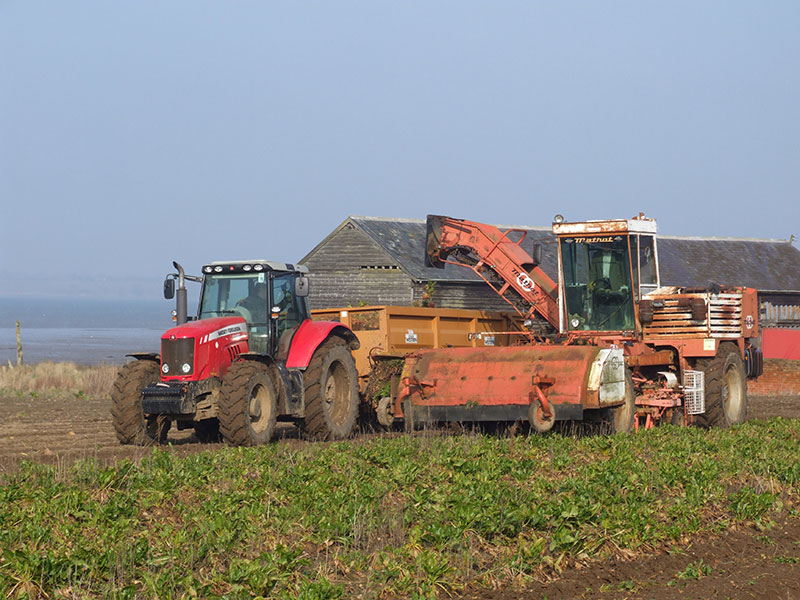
301 216 800 358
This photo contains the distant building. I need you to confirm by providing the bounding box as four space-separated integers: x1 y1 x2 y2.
301 216 800 358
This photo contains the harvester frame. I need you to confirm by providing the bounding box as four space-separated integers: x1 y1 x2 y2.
396 214 763 432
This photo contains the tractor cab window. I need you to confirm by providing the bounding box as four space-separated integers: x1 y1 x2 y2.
272 273 306 353
560 236 636 332
199 273 269 324
199 272 272 352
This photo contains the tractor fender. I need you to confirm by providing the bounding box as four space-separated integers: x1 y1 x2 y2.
285 320 359 369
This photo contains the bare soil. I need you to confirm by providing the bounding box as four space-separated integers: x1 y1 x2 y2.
0 393 798 599
463 515 800 599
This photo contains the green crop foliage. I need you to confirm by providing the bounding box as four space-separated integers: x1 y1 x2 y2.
0 418 798 598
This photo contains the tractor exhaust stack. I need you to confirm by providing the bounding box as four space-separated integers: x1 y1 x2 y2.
172 261 188 326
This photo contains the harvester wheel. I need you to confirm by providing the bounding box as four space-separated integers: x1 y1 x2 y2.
694 343 747 428
111 360 162 445
608 370 636 433
376 396 395 429
303 338 359 440
194 418 222 443
528 399 556 433
218 361 278 446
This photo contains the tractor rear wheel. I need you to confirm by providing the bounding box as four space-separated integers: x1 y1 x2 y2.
218 361 278 446
111 360 164 445
608 370 636 433
694 343 747 428
303 339 359 440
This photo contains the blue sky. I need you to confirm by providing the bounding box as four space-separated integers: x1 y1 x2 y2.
1 1 798 299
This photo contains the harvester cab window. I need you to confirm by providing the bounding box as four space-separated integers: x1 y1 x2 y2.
638 235 658 296
560 236 636 332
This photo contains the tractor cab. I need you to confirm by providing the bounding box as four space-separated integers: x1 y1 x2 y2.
553 214 659 334
196 261 310 354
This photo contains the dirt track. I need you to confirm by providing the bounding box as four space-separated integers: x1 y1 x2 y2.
1 393 798 599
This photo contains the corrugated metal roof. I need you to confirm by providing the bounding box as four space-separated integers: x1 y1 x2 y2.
346 216 800 292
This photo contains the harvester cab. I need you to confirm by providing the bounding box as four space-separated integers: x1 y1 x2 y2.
553 213 659 335
112 260 360 447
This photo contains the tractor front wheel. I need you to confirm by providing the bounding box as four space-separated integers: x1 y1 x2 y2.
695 343 747 428
218 361 278 446
303 339 359 440
111 360 164 445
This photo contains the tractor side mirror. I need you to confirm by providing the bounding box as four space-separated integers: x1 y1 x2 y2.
163 277 175 299
532 243 543 266
295 276 310 297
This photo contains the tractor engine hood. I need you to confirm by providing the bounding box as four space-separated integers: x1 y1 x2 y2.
160 316 249 382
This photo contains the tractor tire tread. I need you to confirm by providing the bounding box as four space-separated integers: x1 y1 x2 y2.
218 361 276 446
302 337 358 441
110 360 160 445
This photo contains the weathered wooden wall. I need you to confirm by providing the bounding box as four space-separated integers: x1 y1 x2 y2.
305 223 414 309
304 221 524 312
411 281 515 312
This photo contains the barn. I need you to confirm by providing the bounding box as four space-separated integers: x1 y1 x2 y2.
301 216 800 359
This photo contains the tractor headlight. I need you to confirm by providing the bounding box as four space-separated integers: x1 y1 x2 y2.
162 363 170 374
571 317 581 329
181 363 192 374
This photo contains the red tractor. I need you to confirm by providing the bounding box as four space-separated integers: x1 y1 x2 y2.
112 260 360 445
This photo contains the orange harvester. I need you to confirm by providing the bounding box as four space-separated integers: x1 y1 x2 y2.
396 214 763 432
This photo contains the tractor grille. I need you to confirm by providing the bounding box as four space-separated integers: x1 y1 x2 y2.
227 344 243 363
161 338 195 376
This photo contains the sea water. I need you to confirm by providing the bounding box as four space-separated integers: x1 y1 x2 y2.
0 297 178 365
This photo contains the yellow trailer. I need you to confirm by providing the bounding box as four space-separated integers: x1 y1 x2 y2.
311 305 521 425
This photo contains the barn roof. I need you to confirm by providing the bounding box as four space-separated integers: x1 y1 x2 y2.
328 216 800 293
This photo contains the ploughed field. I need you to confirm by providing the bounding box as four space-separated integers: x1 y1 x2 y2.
0 392 799 599
0 393 796 474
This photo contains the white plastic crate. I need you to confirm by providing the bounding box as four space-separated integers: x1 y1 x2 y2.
683 370 705 415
